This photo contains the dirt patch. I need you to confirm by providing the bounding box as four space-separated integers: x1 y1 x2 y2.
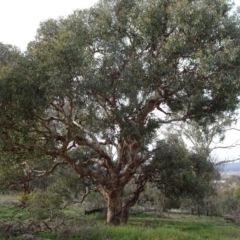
0 194 19 206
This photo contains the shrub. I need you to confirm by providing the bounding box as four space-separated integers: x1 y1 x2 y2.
27 190 63 219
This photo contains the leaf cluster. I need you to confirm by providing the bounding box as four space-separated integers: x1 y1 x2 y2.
144 137 216 201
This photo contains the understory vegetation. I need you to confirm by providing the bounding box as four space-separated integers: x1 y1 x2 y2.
1 190 240 240
0 194 240 240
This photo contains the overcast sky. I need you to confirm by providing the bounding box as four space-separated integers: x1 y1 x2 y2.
0 0 240 51
0 0 98 50
1 0 240 162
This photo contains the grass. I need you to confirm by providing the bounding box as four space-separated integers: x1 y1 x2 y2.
64 221 240 240
0 206 28 220
73 220 240 240
1 194 240 240
0 193 19 205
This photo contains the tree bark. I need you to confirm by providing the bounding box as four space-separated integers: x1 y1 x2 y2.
121 203 130 224
121 179 147 224
106 190 123 225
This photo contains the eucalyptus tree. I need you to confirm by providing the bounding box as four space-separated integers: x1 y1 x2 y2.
1 0 240 224
141 137 216 198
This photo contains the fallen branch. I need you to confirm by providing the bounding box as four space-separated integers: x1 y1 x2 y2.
42 220 53 231
84 208 105 215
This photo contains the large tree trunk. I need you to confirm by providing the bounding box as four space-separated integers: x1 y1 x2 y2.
106 190 123 225
121 203 131 224
122 179 147 223
98 167 145 224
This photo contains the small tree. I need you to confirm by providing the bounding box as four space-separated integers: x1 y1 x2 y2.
146 138 216 199
1 0 240 224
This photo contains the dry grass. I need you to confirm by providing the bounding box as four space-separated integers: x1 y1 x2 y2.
0 193 19 206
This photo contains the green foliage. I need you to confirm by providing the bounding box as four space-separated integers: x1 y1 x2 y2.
47 168 84 200
0 207 19 219
0 152 56 192
146 136 216 202
1 0 240 135
18 191 31 204
27 190 63 219
222 175 240 198
233 187 240 200
0 155 24 191
1 0 240 224
216 195 240 216
211 174 240 216
25 164 88 219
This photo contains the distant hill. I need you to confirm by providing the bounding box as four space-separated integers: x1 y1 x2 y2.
220 162 240 172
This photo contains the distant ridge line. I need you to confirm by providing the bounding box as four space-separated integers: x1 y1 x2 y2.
221 162 240 172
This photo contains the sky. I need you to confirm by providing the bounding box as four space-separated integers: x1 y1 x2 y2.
0 0 240 162
0 0 99 50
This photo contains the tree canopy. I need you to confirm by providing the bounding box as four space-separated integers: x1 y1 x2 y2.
0 0 240 224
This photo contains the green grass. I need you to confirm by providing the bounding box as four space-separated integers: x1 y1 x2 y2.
58 215 240 240
89 225 192 240
1 214 240 240
38 232 58 239
0 205 31 221
82 219 240 240
0 206 25 219
65 222 240 240
1 195 240 240
62 207 84 217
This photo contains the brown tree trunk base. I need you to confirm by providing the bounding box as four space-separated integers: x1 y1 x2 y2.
105 191 123 225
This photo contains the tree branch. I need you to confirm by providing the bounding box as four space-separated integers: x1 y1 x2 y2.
210 143 240 153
